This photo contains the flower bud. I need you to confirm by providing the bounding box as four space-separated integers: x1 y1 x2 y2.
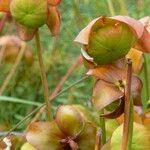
10 0 47 28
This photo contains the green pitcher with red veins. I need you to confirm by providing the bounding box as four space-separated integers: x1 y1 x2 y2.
10 0 47 29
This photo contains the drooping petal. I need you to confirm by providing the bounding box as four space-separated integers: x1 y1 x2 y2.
92 80 124 110
81 48 95 68
131 75 143 106
87 65 126 84
101 99 124 119
126 48 143 74
74 17 100 45
0 0 11 13
26 121 65 150
46 6 61 36
135 27 150 52
56 105 85 137
16 23 37 41
137 16 150 52
111 16 144 38
76 122 97 150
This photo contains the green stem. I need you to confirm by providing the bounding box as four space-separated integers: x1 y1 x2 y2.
35 30 51 121
6 76 88 136
99 109 106 145
143 54 149 102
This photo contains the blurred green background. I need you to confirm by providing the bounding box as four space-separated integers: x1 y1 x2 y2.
0 0 150 131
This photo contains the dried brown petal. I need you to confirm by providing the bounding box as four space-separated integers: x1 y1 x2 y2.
87 65 126 83
26 121 65 150
131 75 143 106
126 48 143 74
92 80 123 110
47 6 61 36
101 99 124 119
111 16 144 38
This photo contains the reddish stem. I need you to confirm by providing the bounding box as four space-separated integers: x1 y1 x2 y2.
122 59 132 150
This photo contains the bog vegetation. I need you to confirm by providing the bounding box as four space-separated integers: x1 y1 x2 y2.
0 0 150 150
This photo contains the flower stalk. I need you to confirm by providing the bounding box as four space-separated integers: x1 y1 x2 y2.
35 30 51 121
122 59 133 150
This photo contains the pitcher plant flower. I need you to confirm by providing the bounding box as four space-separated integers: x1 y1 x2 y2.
26 105 97 150
75 16 150 66
0 0 61 41
86 64 142 118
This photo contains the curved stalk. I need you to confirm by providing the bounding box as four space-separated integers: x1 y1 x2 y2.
35 31 51 121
